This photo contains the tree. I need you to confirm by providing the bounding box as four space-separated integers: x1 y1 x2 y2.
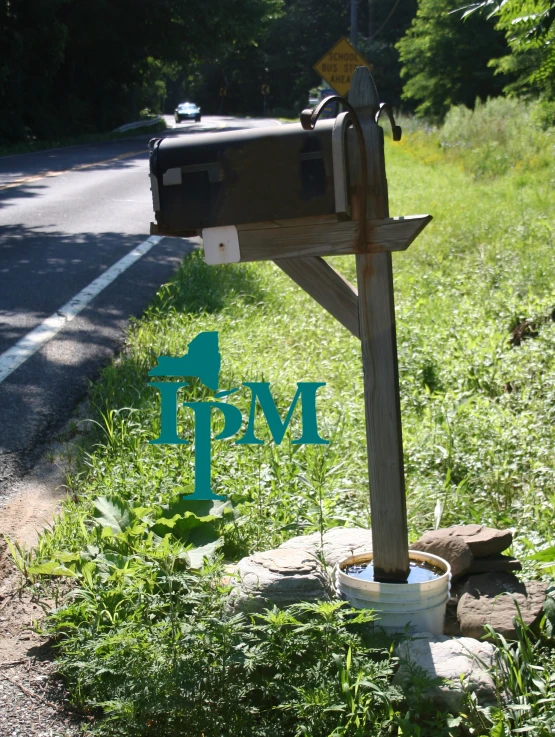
0 0 282 144
52 0 283 133
182 0 420 118
0 0 66 142
396 0 509 120
460 0 555 98
355 0 419 109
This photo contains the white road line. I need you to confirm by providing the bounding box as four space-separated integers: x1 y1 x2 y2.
0 235 163 384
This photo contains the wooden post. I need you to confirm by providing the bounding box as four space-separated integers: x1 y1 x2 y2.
349 68 410 582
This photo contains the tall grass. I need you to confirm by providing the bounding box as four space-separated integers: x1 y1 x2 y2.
397 96 555 180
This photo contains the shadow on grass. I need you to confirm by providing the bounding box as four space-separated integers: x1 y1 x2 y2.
84 248 268 431
152 248 266 315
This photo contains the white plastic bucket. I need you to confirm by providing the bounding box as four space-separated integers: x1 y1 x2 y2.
336 550 451 635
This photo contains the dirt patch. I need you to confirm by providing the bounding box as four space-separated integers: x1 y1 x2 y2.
0 538 46 663
0 538 88 736
0 411 93 735
1 477 67 551
0 537 15 594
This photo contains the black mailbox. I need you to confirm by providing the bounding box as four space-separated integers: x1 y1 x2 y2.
149 120 344 237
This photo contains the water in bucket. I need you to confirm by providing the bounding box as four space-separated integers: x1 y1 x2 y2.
344 559 443 584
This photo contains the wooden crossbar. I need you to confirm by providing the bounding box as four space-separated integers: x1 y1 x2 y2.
236 214 431 262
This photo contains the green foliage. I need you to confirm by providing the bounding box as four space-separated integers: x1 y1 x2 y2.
396 0 508 120
180 0 350 117
396 95 555 180
437 96 555 176
30 492 233 596
46 575 400 736
176 0 419 117
464 611 555 735
460 0 555 99
0 0 67 142
1 0 419 140
0 0 282 144
542 588 555 639
35 106 555 563
19 113 555 734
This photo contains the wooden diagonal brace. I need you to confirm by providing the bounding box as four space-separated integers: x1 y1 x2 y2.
274 257 359 339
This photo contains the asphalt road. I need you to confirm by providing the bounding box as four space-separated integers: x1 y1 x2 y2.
0 115 280 497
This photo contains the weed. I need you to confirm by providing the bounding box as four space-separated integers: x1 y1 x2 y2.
463 607 555 736
46 573 400 736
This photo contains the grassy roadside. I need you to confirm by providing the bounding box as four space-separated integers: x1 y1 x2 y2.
10 100 555 735
0 119 167 158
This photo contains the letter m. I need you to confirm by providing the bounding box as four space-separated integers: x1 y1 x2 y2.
237 382 328 446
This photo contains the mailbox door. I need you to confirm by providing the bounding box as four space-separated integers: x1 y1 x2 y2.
150 121 337 235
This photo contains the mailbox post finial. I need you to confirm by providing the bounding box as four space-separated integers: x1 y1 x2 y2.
348 66 380 115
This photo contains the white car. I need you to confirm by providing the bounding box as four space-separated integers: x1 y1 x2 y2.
174 102 201 123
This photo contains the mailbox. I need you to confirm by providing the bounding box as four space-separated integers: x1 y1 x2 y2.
148 89 426 270
148 119 353 237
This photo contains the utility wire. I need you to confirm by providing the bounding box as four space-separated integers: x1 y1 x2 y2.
368 0 403 41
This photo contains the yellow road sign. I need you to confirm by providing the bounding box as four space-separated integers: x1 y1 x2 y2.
313 37 373 97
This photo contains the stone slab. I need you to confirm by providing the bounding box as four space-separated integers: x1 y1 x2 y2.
228 547 329 613
414 526 513 558
457 572 547 640
228 527 374 613
394 632 497 713
279 526 374 567
411 531 473 579
449 525 513 558
469 554 522 575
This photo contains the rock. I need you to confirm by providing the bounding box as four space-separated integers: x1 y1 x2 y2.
227 528 374 613
228 547 329 613
411 531 473 579
279 526 374 567
469 554 522 575
457 572 547 640
449 525 513 558
394 632 497 713
413 525 513 559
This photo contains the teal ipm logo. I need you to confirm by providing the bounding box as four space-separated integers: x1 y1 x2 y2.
149 332 328 501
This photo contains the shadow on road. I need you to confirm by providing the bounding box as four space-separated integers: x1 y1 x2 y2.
0 143 150 208
0 118 285 208
0 230 195 490
0 227 267 493
0 225 155 350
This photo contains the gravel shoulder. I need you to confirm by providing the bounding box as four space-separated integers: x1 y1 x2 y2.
0 538 88 737
0 424 90 736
